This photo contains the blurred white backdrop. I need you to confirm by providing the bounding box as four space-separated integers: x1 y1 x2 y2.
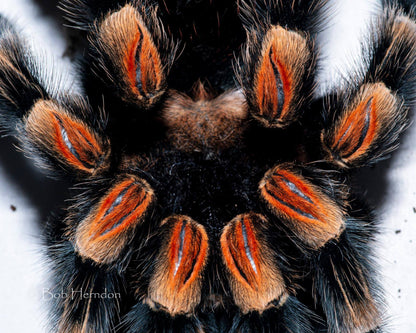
0 0 414 332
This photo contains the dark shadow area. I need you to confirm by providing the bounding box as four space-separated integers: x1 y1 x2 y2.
0 134 71 228
352 158 392 208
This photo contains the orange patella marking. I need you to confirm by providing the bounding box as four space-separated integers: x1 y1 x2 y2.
260 165 345 248
51 112 104 172
75 176 154 264
220 213 288 313
256 45 293 121
262 169 323 225
166 217 208 291
148 215 209 315
332 97 378 161
122 12 163 97
88 178 153 241
221 214 261 289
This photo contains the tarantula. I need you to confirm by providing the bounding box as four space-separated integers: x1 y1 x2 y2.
0 0 415 332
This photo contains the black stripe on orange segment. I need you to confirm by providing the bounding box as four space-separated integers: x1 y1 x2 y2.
260 165 344 248
255 44 292 123
332 97 376 160
221 214 261 290
118 6 163 99
250 25 311 128
148 215 208 315
75 176 154 264
268 47 286 119
25 100 109 174
53 114 98 171
220 213 288 313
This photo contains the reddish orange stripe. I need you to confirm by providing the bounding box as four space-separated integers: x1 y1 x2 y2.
256 44 293 122
51 111 103 172
88 178 152 242
261 168 333 227
165 217 208 292
221 215 261 290
332 97 377 160
125 31 141 93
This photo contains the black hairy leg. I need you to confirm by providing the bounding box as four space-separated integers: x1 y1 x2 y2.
0 0 415 332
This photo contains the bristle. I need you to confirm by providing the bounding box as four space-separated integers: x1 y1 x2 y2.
162 89 247 154
121 302 204 333
44 214 126 333
312 225 383 332
235 0 327 129
230 296 316 333
321 6 416 168
238 0 332 35
74 175 154 264
0 15 48 132
147 215 209 316
260 163 345 249
85 2 177 111
220 213 288 313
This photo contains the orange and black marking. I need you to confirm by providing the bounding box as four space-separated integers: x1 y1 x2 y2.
148 215 209 315
260 165 344 249
220 213 288 313
75 175 154 264
322 83 401 167
25 99 109 174
97 5 165 105
256 42 292 123
252 26 311 128
331 96 376 160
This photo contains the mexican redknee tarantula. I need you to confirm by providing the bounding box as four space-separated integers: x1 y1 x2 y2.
0 0 415 332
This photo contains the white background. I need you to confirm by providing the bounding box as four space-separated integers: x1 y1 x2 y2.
0 0 414 332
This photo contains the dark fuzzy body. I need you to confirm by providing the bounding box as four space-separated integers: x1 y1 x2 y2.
0 0 415 332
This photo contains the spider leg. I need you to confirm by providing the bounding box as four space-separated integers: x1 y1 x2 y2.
320 4 416 168
223 2 339 330
0 15 159 332
61 1 177 148
259 162 384 332
298 10 416 326
240 2 416 331
235 0 330 129
119 215 209 333
0 15 111 178
219 213 318 333
45 173 156 332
